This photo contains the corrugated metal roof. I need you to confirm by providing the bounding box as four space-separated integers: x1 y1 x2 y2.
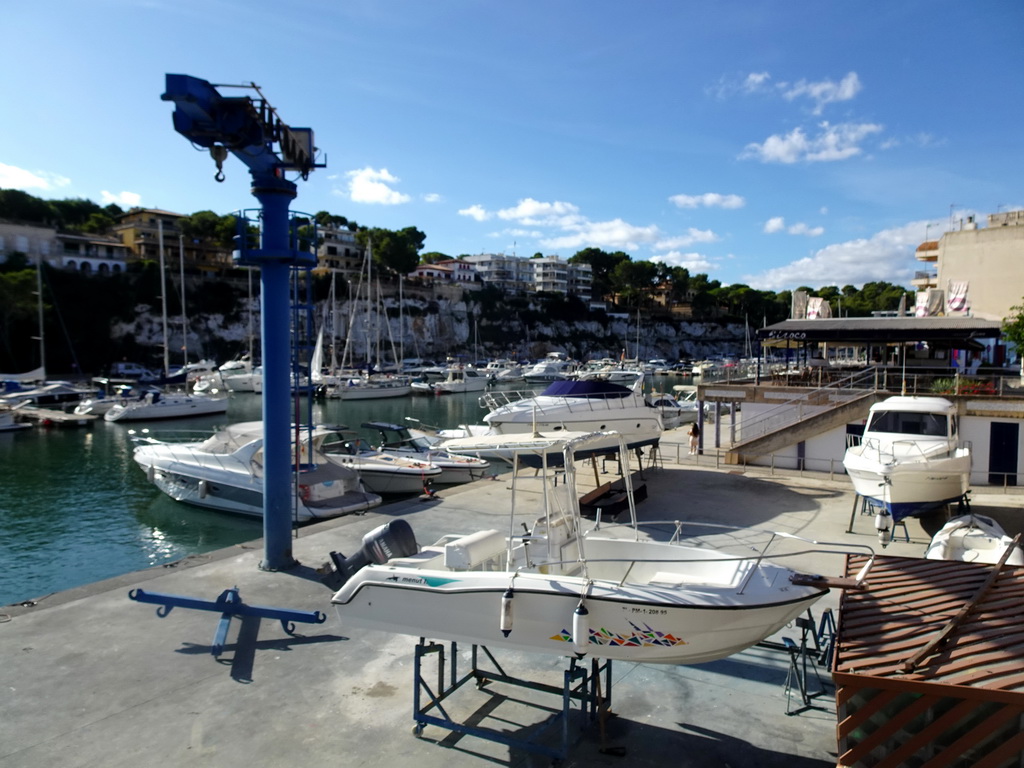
836 554 1024 696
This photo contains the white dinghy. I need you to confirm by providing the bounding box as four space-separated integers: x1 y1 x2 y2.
328 431 871 664
924 514 1024 565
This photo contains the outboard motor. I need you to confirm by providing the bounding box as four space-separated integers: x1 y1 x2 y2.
327 519 418 587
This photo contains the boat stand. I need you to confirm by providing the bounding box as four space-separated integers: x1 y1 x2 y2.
412 639 615 762
127 586 326 657
846 494 910 542
757 609 836 715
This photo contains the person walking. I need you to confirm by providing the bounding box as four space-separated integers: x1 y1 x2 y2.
688 422 700 455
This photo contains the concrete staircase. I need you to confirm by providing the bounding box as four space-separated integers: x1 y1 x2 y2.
724 390 883 465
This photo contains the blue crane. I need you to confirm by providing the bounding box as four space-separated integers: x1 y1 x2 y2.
161 74 323 571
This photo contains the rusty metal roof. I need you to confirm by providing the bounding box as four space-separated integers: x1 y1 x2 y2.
836 554 1024 698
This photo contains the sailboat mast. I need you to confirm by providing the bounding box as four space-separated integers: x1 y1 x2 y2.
179 234 188 365
158 219 169 377
34 254 45 375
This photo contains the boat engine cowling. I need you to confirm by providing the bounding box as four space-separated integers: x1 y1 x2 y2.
328 519 419 585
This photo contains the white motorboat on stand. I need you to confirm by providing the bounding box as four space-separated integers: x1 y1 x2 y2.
131 421 381 522
328 432 868 664
843 395 972 524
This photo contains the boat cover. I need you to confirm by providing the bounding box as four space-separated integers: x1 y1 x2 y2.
540 379 631 399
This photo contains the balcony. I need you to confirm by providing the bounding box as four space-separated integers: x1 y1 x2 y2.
911 270 938 289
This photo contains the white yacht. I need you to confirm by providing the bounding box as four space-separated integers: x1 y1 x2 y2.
104 389 230 422
843 395 972 522
472 370 662 451
131 422 381 522
411 367 488 395
319 429 443 494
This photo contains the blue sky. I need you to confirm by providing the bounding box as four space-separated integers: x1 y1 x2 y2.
2 0 1021 291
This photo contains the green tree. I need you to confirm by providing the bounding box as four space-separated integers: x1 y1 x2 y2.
420 251 451 264
179 211 237 248
0 189 54 223
1002 298 1024 375
570 247 631 301
357 226 426 276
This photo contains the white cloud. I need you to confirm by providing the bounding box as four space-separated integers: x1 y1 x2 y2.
423 193 441 203
740 121 883 163
651 251 716 272
743 220 930 291
540 218 660 251
669 192 745 209
765 217 823 236
344 167 410 205
496 198 582 228
0 162 71 191
458 204 491 222
743 72 771 93
654 228 719 250
100 190 142 207
780 72 862 115
787 222 824 237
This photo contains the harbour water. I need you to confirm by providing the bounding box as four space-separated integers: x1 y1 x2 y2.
0 388 513 607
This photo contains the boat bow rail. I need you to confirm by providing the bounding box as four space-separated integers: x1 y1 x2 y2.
577 520 877 593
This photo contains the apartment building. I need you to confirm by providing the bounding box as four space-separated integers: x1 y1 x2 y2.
914 209 1024 322
113 208 233 272
459 253 592 299
0 220 131 273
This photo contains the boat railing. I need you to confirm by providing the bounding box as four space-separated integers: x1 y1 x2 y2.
128 428 216 444
577 521 876 592
730 368 879 443
860 435 970 465
479 388 645 417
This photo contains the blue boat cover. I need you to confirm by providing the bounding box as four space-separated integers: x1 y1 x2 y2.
540 379 631 399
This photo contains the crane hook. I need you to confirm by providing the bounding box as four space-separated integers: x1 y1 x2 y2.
210 145 229 183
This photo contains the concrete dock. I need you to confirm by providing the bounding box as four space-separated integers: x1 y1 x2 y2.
3 433 1021 768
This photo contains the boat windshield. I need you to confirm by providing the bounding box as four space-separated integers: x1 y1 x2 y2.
867 410 948 437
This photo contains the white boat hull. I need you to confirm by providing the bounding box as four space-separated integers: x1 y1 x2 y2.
333 542 825 664
843 449 970 521
105 395 229 422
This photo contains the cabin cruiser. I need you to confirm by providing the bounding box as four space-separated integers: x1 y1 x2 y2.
361 421 491 485
411 367 488 395
131 421 381 522
473 370 662 451
319 428 443 494
324 374 412 400
843 395 971 522
104 388 230 422
328 432 866 664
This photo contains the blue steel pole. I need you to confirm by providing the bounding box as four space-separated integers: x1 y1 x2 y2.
251 174 299 571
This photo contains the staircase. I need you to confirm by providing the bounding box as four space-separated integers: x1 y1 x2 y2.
722 370 884 465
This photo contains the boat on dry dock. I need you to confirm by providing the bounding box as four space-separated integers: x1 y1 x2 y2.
843 395 971 522
328 431 867 664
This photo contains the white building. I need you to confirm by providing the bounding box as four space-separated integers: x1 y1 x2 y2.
0 221 130 273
